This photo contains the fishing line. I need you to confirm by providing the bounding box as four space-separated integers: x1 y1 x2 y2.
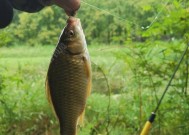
81 0 128 23
141 0 171 30
81 0 171 30
91 61 112 134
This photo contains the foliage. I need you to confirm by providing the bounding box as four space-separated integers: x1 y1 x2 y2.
9 7 67 46
0 29 13 47
0 0 188 46
0 43 189 134
143 0 189 41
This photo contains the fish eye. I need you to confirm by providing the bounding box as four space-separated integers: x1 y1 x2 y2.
67 30 74 37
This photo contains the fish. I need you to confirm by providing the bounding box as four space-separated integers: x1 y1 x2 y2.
45 17 92 135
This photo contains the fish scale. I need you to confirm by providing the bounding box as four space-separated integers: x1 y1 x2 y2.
46 17 91 135
47 52 88 135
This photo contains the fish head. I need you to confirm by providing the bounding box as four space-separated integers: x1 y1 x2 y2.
59 17 87 55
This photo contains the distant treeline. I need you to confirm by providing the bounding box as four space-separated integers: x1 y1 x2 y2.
0 0 189 46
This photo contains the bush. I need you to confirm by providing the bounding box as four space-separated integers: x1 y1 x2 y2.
0 30 13 47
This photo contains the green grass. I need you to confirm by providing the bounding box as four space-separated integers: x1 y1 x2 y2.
0 45 127 135
0 46 54 135
0 43 189 135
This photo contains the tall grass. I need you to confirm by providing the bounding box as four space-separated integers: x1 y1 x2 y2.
0 42 189 135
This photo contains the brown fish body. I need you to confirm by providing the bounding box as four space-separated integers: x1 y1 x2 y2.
46 17 91 135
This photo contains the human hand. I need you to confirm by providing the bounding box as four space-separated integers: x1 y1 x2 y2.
52 0 80 16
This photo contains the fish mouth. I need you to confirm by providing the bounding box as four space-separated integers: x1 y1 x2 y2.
67 17 81 26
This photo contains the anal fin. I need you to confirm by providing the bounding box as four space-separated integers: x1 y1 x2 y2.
78 110 85 126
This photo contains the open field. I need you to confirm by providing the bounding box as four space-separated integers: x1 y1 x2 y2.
0 43 189 135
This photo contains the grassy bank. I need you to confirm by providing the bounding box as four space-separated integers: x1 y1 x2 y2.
0 43 189 135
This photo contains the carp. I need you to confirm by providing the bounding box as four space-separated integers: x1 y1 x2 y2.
46 17 91 135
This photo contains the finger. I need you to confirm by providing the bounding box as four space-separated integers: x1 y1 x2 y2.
53 0 80 16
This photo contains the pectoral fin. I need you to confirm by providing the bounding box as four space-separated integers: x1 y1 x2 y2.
83 53 92 97
78 110 85 126
78 53 92 126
